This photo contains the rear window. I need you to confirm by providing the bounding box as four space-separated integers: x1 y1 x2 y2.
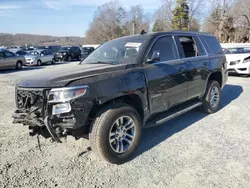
202 36 223 55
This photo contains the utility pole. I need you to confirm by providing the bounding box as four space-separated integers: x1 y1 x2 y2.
132 14 136 35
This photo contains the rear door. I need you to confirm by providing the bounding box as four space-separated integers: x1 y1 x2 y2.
175 35 210 100
0 52 9 68
41 50 48 62
4 51 17 68
46 50 53 62
145 35 188 114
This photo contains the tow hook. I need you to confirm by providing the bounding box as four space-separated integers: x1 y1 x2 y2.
44 116 62 143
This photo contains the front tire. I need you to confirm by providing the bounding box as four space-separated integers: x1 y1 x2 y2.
37 60 42 66
16 61 23 70
78 55 81 61
68 56 72 62
200 80 221 114
89 104 142 164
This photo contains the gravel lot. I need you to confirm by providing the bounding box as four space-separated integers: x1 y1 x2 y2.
0 63 249 188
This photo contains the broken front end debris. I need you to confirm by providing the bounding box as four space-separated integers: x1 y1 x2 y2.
12 86 91 143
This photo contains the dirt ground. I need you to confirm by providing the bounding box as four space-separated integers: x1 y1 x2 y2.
0 63 249 188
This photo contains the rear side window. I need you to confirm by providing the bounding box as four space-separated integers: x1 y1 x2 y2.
177 36 206 58
202 36 223 55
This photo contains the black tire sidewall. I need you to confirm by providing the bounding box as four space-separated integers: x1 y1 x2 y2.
90 104 142 164
52 58 55 64
68 56 72 61
203 81 221 113
16 61 22 70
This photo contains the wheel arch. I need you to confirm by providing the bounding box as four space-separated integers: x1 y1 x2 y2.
202 71 223 97
88 93 146 129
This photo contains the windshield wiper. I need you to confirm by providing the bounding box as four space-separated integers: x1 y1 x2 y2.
82 61 117 65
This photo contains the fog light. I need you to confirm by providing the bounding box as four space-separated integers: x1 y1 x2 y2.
52 103 71 115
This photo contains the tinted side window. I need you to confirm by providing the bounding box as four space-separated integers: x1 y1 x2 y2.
148 36 178 62
177 36 206 58
46 50 52 55
4 51 15 57
202 36 223 55
193 36 207 56
0 52 4 58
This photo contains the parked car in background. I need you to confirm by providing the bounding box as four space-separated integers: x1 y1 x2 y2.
221 43 250 75
80 47 95 60
47 45 61 54
16 50 28 56
54 46 81 61
82 44 100 49
24 49 56 66
0 49 25 70
13 31 228 164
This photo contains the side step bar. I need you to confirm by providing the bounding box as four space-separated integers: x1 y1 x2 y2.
145 102 202 128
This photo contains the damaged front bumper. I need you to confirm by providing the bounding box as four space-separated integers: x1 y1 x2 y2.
12 87 93 143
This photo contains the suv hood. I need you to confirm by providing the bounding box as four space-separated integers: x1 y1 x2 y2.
17 63 127 88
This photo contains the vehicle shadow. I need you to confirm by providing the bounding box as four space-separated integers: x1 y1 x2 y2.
132 84 243 161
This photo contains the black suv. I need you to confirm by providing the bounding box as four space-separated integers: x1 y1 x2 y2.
81 47 95 60
12 31 228 164
54 46 81 61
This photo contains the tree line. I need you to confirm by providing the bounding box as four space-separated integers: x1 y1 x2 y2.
85 0 250 43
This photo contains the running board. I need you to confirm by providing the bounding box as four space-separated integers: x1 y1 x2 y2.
145 102 202 128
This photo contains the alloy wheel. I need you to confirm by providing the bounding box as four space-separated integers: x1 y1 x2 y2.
210 86 219 108
109 116 136 154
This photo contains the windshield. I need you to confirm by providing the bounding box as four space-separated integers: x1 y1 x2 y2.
81 36 148 65
26 50 40 55
224 47 250 54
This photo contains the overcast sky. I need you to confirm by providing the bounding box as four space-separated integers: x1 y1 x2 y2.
0 0 163 37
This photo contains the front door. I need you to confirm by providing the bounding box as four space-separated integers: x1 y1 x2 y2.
145 36 188 115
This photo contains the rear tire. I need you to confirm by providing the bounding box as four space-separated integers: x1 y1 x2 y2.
200 80 221 114
68 56 72 62
51 58 56 64
37 60 42 66
89 103 142 164
16 61 23 70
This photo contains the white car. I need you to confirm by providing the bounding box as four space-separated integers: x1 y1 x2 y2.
221 43 250 75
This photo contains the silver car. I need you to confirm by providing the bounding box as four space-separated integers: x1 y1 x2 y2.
0 50 25 70
24 49 56 66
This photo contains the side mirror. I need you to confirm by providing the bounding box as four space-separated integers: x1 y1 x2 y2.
147 51 160 63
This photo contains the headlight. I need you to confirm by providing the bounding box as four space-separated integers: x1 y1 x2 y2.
243 58 250 63
52 103 71 115
63 52 67 55
48 85 88 103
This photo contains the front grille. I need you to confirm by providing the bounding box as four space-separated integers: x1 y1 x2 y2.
16 88 45 113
